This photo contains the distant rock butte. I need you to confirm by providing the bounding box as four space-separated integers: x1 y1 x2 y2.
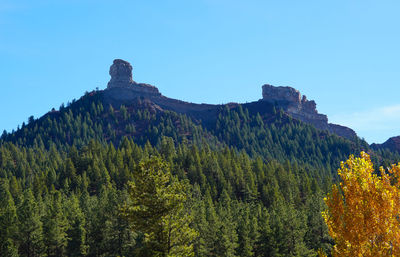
107 59 134 88
104 59 357 140
261 84 357 140
107 59 160 96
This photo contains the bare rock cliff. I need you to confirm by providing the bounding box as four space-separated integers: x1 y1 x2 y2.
107 59 160 96
103 59 357 140
261 84 357 140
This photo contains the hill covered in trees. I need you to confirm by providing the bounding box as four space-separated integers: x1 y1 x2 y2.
1 59 399 256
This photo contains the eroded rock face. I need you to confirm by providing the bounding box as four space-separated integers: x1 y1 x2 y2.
262 84 320 115
107 59 134 88
262 84 324 121
261 84 357 139
262 84 301 104
106 59 160 96
103 60 357 140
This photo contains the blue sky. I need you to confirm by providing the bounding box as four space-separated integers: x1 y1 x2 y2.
1 0 399 144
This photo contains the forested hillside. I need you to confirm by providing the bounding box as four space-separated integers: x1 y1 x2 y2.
1 84 399 256
1 89 375 169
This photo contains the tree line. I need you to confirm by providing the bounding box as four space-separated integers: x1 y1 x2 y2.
1 138 333 256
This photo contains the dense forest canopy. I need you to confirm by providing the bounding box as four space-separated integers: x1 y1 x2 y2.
1 88 399 256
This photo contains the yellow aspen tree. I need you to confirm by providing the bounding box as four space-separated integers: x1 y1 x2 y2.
322 152 400 257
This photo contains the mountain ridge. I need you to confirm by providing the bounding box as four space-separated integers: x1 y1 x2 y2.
371 136 400 153
2 59 397 156
104 59 357 140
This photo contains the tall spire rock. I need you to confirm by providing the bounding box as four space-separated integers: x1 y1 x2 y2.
107 59 135 89
106 59 160 96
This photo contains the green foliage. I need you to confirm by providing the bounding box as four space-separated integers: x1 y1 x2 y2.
123 157 198 257
42 191 68 256
0 179 19 257
64 194 88 257
0 91 398 256
0 137 352 256
17 189 43 257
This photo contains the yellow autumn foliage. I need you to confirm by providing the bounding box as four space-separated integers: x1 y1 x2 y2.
322 152 400 257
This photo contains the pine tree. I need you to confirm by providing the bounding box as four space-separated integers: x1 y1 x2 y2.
254 209 276 257
42 191 68 257
216 190 238 257
270 200 315 257
191 189 210 257
123 157 198 257
17 189 43 257
103 189 134 256
64 194 88 257
0 179 19 257
304 194 332 254
236 207 254 257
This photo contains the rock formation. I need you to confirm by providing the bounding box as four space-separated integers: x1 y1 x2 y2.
103 60 357 140
261 84 357 140
262 84 302 104
106 59 160 96
107 59 134 88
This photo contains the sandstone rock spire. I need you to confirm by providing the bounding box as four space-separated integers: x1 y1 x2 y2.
107 59 135 89
105 59 161 96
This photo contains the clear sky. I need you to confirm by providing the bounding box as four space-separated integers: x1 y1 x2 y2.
1 0 399 144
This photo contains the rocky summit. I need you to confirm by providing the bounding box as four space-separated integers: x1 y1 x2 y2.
262 84 357 140
107 59 160 96
107 59 135 88
103 59 356 140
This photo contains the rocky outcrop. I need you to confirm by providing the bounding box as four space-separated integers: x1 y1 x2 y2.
261 84 357 140
107 59 160 96
262 85 326 123
103 59 218 123
107 59 134 88
103 60 357 140
262 84 302 104
371 136 400 153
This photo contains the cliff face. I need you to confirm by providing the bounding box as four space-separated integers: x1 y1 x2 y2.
107 59 160 96
262 84 327 127
261 84 357 140
103 59 357 140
